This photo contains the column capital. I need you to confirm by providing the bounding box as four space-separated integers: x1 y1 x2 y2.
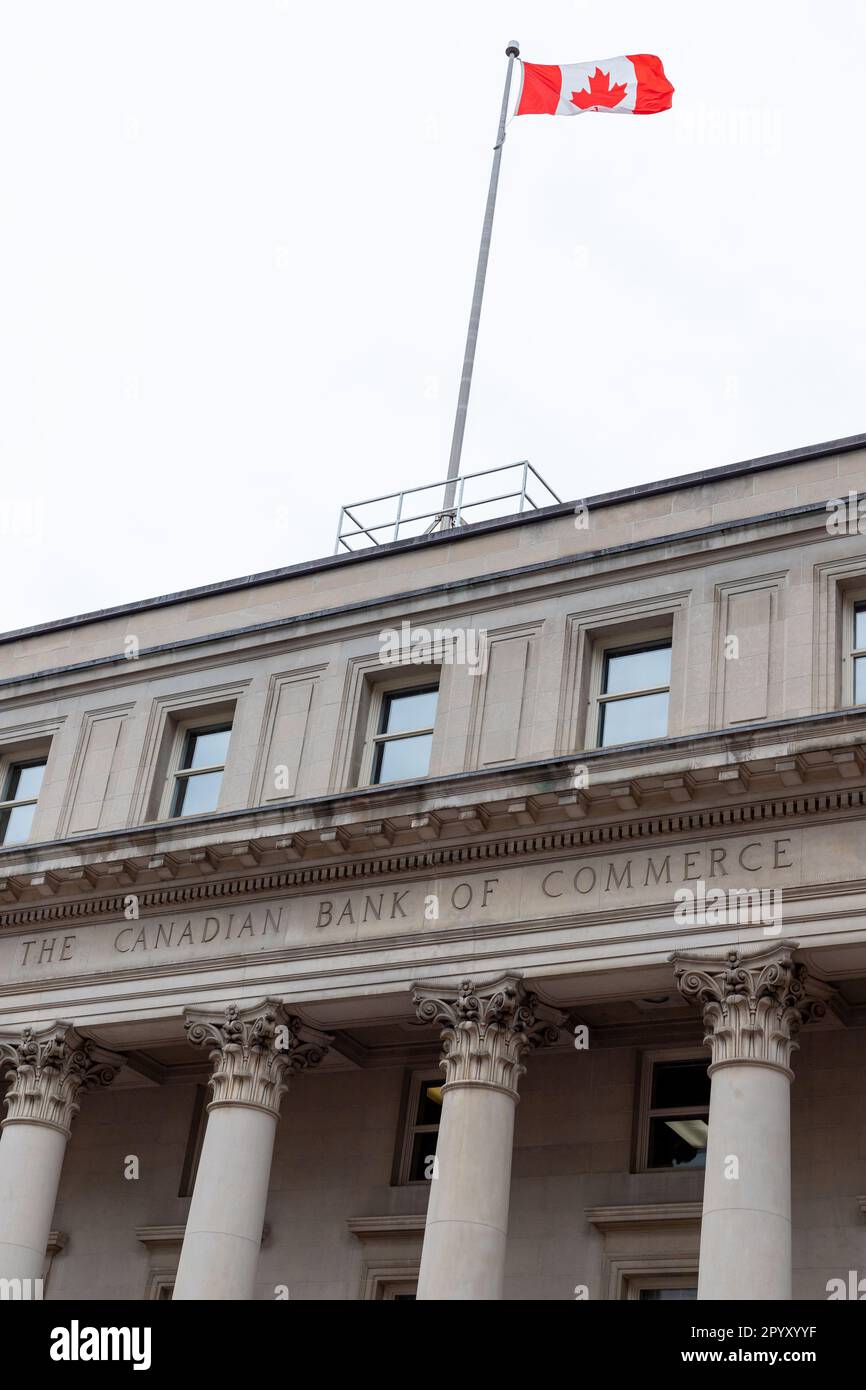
184 999 332 1118
412 974 562 1097
0 1023 124 1136
670 941 824 1075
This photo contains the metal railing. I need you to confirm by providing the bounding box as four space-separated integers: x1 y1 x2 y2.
334 461 561 553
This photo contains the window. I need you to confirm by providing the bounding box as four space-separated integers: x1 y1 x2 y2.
637 1053 710 1172
170 724 231 818
597 642 671 747
851 605 866 704
370 685 438 785
637 1284 698 1300
0 760 47 846
395 1072 444 1183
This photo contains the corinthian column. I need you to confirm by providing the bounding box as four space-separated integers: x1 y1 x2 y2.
671 942 822 1301
173 999 330 1301
0 1024 123 1283
412 975 561 1301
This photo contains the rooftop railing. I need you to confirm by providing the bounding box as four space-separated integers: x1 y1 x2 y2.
334 461 561 554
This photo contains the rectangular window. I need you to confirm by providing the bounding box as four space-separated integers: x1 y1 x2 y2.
371 686 438 785
170 724 232 818
637 1054 710 1172
0 760 47 846
852 605 866 704
395 1072 444 1183
598 642 671 747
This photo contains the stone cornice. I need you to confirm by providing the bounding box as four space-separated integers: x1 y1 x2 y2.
586 1203 702 1232
2 777 866 931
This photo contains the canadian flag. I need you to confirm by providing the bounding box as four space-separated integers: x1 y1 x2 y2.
516 54 673 117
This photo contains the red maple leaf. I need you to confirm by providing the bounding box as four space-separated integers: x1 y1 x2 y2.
571 67 627 110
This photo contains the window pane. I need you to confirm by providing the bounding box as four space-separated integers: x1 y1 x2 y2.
604 645 671 696
374 733 433 783
651 1059 710 1110
9 762 46 800
174 770 223 816
647 1115 708 1169
408 1129 439 1182
599 691 669 746
382 688 438 735
415 1081 444 1126
185 728 231 770
639 1288 697 1301
855 656 866 705
856 608 866 651
0 802 37 846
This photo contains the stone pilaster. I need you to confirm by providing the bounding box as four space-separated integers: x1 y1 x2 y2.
173 998 331 1301
0 1023 124 1283
412 975 561 1300
671 942 822 1301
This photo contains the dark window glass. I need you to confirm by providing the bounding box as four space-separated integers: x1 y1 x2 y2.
639 1287 698 1301
651 1059 710 1110
415 1081 443 1126
599 691 669 746
374 734 434 784
183 727 231 770
604 645 671 696
0 760 47 846
408 1129 439 1183
173 770 224 818
855 607 866 651
7 763 46 800
381 688 438 736
647 1116 708 1169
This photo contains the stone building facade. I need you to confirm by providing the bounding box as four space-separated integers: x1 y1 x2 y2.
1 434 866 1301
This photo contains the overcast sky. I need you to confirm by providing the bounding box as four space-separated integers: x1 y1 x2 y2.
2 1 864 633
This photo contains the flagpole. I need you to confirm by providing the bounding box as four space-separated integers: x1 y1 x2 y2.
441 40 520 521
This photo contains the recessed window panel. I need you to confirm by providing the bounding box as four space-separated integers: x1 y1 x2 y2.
647 1115 708 1169
856 607 866 652
381 688 438 735
374 732 433 784
174 770 223 817
651 1059 711 1110
599 691 669 747
185 727 231 770
604 645 671 696
855 655 866 705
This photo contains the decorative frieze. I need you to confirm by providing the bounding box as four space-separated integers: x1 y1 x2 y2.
0 1023 124 1135
412 975 562 1096
184 999 331 1117
671 942 824 1074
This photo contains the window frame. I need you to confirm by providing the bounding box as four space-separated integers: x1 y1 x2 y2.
634 1048 710 1174
593 638 673 749
625 1272 699 1301
846 598 866 706
159 717 233 821
393 1068 445 1186
0 756 49 848
360 676 440 788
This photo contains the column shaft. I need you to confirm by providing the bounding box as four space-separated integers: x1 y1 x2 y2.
698 1062 792 1300
0 1123 67 1282
417 1081 516 1301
